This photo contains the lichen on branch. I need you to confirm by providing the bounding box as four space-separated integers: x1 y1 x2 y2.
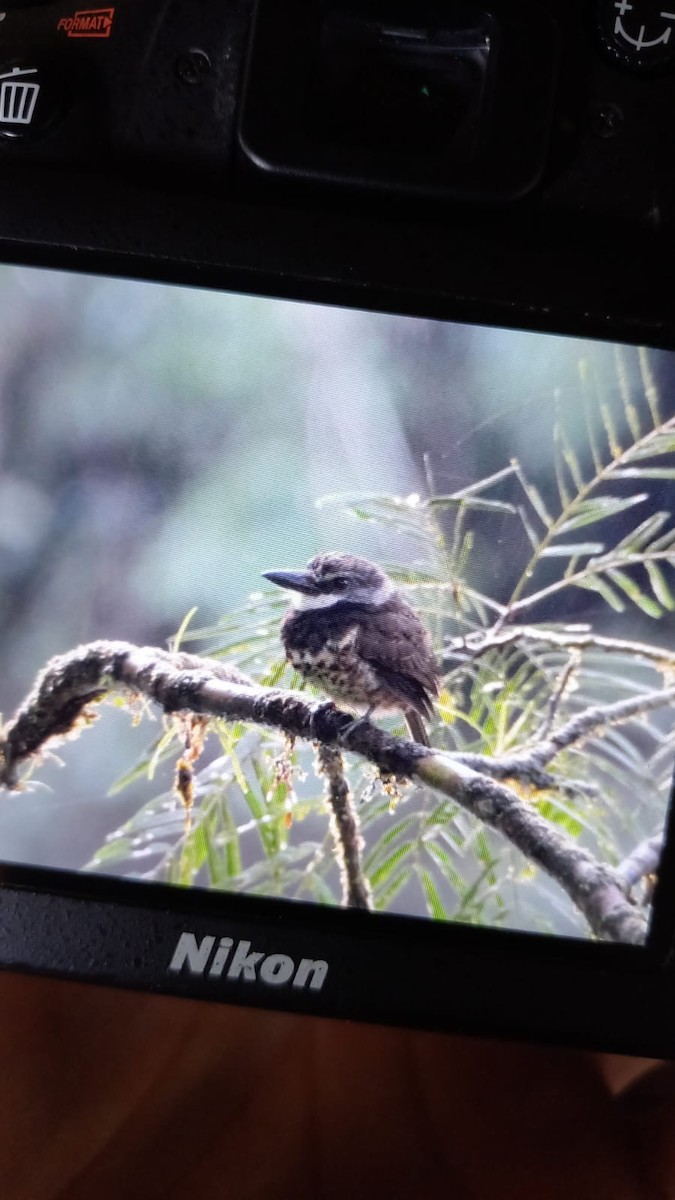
0 639 661 945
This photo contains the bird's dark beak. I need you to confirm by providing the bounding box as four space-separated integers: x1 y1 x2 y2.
262 569 318 595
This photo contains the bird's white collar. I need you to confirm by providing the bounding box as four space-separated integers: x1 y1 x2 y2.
294 579 395 610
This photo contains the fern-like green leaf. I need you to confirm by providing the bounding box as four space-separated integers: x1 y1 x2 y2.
606 568 663 618
560 494 647 533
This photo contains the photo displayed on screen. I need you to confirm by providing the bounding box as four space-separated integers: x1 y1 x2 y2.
0 263 672 946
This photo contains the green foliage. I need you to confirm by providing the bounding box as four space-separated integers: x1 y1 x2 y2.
508 348 675 620
89 350 675 938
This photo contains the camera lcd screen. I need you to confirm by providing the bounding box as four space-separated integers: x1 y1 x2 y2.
0 262 673 949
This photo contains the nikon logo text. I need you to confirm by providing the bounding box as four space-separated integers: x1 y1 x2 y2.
168 932 329 992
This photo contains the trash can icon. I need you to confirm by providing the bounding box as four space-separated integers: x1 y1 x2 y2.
0 67 40 125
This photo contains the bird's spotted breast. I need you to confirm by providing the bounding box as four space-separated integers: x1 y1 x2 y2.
279 591 438 718
287 625 384 706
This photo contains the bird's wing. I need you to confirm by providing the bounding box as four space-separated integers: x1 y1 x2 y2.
355 607 439 718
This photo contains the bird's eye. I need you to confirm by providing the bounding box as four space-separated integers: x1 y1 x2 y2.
332 576 349 590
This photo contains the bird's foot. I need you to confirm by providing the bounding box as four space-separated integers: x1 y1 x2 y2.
338 713 374 746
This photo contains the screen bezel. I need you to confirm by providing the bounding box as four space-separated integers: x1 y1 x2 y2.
1 242 675 1057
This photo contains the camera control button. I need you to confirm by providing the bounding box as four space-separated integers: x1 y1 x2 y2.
597 0 675 71
0 63 63 138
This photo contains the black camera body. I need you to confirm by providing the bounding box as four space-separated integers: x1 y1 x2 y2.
1 0 675 1058
0 0 671 339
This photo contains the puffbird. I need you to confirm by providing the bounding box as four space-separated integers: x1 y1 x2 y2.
263 552 439 746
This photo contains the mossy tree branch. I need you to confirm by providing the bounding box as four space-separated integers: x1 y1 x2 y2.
316 743 372 910
0 639 653 945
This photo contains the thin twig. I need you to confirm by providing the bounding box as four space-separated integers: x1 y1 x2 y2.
506 551 675 620
449 686 675 793
616 832 664 892
536 650 581 741
525 686 675 771
450 755 599 800
441 624 675 672
316 744 372 910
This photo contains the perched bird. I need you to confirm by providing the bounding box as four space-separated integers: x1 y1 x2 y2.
263 552 440 746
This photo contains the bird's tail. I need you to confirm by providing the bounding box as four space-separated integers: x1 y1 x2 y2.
405 710 430 747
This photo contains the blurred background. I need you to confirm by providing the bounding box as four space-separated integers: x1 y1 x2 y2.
0 262 673 935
